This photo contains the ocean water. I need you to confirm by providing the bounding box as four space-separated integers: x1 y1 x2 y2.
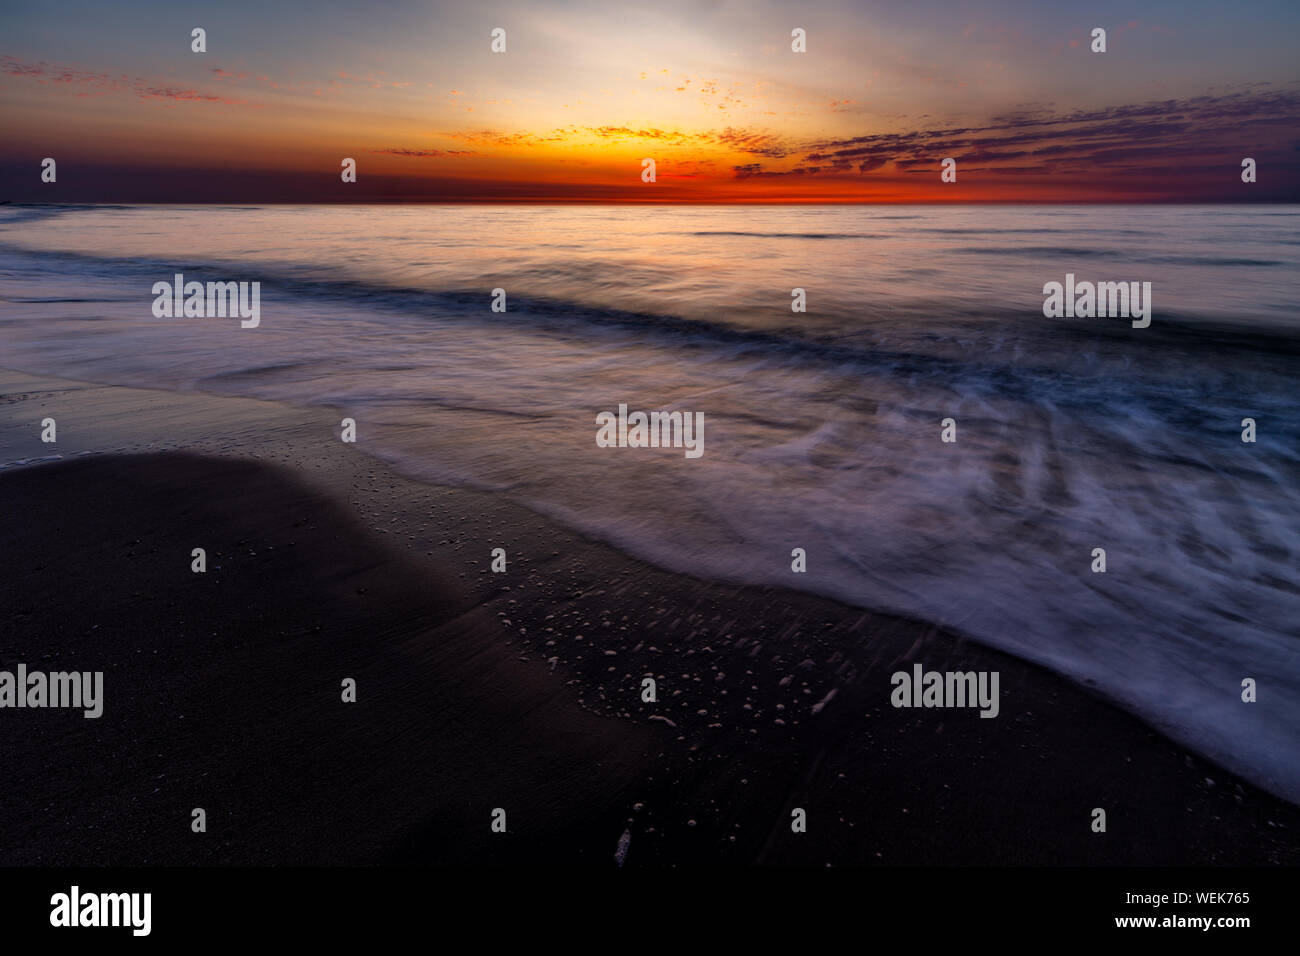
2 203 1298 803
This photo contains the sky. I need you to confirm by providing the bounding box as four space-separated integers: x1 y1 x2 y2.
2 0 1298 202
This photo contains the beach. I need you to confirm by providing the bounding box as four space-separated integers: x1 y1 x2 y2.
2 369 1296 866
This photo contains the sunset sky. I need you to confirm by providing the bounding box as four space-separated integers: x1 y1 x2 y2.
2 0 1298 202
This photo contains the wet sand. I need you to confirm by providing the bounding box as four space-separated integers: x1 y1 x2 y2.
1 370 1296 865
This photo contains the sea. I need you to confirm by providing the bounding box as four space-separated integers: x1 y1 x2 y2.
2 202 1297 802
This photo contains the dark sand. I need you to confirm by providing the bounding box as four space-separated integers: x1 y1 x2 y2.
0 372 1296 866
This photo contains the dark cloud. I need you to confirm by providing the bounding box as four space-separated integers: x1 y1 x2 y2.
737 85 1300 195
368 148 478 157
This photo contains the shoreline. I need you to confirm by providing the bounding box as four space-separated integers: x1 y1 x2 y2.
0 368 1296 865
